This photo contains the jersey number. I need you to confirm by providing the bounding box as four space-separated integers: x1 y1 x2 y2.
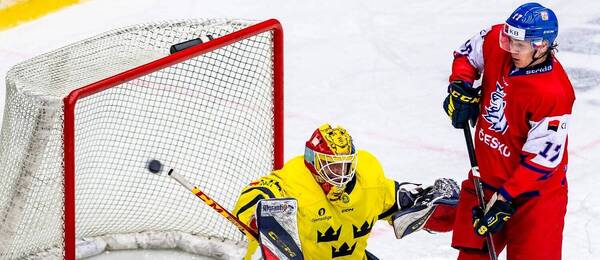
539 141 561 163
459 40 473 54
512 13 524 21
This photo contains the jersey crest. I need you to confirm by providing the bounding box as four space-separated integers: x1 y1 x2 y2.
483 82 508 133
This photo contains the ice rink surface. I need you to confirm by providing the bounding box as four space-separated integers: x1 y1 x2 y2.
1 0 599 259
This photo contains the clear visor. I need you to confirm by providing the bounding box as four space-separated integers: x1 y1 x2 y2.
499 25 544 54
314 151 357 188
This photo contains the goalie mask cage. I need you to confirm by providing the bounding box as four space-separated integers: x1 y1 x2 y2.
0 19 283 259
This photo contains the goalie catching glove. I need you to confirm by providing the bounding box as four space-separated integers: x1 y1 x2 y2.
391 178 460 239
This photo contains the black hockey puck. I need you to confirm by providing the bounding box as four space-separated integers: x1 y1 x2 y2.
148 159 163 174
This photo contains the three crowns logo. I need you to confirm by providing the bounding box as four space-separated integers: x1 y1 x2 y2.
352 219 374 238
331 242 356 258
317 226 341 242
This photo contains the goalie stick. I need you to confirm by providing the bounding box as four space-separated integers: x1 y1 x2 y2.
168 169 303 259
168 169 259 240
463 126 498 260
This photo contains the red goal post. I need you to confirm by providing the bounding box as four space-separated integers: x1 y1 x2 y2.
0 19 283 259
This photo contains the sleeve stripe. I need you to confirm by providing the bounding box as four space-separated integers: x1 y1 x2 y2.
520 160 553 175
378 181 400 220
479 180 498 192
498 188 514 201
236 194 265 219
241 186 276 198
499 187 540 201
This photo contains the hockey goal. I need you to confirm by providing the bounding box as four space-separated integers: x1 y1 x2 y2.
0 19 283 259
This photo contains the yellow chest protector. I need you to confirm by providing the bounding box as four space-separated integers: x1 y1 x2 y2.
233 151 397 260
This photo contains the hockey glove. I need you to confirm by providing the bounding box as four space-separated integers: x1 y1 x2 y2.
472 193 515 236
396 182 427 210
443 80 481 129
392 178 459 239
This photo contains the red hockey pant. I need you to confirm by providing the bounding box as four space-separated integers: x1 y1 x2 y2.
451 179 567 260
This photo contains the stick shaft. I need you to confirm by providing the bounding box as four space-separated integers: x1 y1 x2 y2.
169 169 259 240
463 127 498 260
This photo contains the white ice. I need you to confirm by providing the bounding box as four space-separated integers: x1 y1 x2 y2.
1 0 599 259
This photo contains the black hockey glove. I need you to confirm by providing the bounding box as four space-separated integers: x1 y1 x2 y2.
443 80 481 129
472 193 515 236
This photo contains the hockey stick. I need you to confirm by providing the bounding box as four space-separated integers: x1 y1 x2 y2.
169 169 303 259
462 126 498 260
168 169 259 240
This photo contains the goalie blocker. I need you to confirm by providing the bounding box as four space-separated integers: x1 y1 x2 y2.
256 199 304 260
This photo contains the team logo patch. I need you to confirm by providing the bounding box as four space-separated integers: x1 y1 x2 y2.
341 194 350 204
317 226 341 242
352 219 374 238
541 11 548 21
548 120 560 131
483 82 509 134
331 242 356 258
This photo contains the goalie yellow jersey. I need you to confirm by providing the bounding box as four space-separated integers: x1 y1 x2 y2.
233 150 398 260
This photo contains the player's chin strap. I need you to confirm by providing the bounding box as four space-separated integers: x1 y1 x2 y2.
391 178 460 239
525 49 550 68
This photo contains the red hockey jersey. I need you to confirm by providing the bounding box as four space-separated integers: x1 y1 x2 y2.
449 24 575 200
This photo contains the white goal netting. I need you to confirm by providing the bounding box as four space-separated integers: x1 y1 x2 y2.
0 19 281 259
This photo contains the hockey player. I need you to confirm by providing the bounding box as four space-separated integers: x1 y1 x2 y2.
232 124 459 259
442 3 574 259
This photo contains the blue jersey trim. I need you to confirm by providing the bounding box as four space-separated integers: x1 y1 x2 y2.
498 188 514 201
498 187 540 202
236 194 265 218
508 57 553 77
520 160 553 175
242 186 276 198
480 180 498 192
